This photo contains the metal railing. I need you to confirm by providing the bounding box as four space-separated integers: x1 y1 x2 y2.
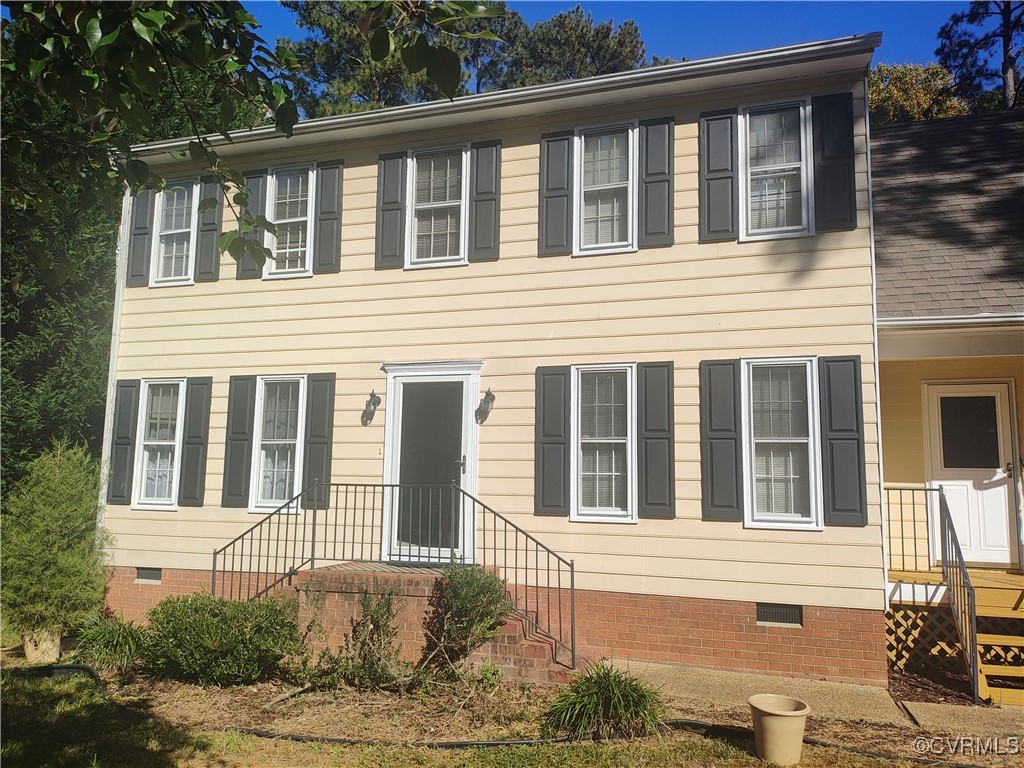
884 486 936 573
938 487 980 704
211 482 576 667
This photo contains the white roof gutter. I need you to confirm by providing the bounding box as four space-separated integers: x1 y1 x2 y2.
877 313 1024 329
134 32 882 159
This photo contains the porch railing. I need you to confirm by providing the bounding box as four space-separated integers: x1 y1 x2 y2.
884 485 979 703
211 482 576 668
938 487 980 704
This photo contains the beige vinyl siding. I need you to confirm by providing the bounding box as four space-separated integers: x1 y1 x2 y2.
105 77 885 610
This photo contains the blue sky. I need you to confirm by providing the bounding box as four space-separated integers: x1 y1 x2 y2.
245 1 963 65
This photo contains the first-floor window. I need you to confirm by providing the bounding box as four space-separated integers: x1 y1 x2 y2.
135 379 186 506
252 376 306 506
743 358 821 528
572 364 636 521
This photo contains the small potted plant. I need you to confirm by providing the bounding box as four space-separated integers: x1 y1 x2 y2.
1 442 108 664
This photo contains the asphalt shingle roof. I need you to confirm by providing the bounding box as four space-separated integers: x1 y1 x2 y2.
871 110 1024 319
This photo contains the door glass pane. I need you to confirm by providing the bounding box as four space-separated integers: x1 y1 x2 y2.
397 381 463 553
940 396 999 469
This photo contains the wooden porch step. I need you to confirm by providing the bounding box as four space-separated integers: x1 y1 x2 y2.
975 588 1023 611
976 606 1024 620
989 687 1024 706
977 633 1024 647
982 663 1024 679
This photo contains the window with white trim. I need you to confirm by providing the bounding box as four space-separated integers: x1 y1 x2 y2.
574 124 636 255
266 167 315 277
251 376 307 507
740 100 812 240
408 146 470 266
151 179 199 285
742 358 822 529
571 364 637 522
134 379 186 507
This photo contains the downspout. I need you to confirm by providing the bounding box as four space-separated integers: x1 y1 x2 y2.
96 189 133 532
863 71 890 600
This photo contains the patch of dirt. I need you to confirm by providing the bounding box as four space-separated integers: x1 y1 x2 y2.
112 675 555 744
888 662 978 706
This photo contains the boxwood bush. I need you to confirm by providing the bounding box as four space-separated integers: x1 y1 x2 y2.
142 593 301 686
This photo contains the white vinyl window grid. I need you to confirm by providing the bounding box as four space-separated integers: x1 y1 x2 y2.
569 363 637 523
249 375 307 509
150 179 200 286
738 99 814 241
264 166 315 278
740 357 823 530
573 122 637 256
133 378 186 509
405 145 471 268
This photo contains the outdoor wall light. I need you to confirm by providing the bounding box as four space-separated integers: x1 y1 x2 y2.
475 389 495 424
361 390 381 426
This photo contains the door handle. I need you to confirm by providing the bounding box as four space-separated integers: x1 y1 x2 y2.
1007 462 1015 478
454 455 466 475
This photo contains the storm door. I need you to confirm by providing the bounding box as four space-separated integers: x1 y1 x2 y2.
925 383 1019 567
383 363 480 563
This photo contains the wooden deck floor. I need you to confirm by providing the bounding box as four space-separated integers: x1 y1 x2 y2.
889 569 1022 590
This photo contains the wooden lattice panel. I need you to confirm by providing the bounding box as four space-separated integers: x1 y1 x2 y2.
887 603 961 669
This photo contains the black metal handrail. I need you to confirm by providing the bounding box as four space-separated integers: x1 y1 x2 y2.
937 487 980 704
210 481 576 668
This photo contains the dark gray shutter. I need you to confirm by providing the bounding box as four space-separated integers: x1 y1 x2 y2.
699 360 743 521
313 160 343 274
812 93 857 232
302 373 336 509
637 362 675 519
107 380 140 504
126 190 154 287
222 375 256 507
178 377 212 507
195 178 222 283
469 140 501 262
535 366 570 516
375 152 407 270
819 356 867 526
236 170 267 279
698 110 739 243
538 132 573 256
638 118 674 248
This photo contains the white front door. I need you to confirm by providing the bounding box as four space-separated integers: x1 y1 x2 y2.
383 362 480 564
925 383 1019 567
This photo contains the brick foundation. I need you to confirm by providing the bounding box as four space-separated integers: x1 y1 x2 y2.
105 566 888 685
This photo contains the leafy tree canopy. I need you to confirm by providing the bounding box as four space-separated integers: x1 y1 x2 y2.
936 0 1023 110
868 63 971 124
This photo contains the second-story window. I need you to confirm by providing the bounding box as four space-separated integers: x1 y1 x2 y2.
409 147 469 266
267 167 315 277
152 179 199 285
574 124 636 255
740 101 812 239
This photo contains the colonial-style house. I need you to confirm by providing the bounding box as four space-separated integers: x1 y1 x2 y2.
101 32 909 687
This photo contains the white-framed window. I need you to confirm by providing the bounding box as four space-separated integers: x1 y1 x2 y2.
741 358 822 529
250 375 307 508
150 179 200 285
574 122 637 256
133 379 186 508
570 364 637 522
406 145 470 267
739 99 813 240
265 166 315 278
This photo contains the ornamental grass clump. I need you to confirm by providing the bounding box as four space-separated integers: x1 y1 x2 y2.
72 612 145 677
541 659 665 740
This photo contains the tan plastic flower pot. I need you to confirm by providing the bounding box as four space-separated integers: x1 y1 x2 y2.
22 631 61 665
748 693 810 766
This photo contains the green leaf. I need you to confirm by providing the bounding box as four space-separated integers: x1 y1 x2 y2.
274 101 298 138
369 27 393 62
425 46 462 99
123 159 150 188
131 17 154 44
85 17 103 53
197 197 218 214
456 30 503 42
400 35 431 74
187 141 207 164
218 230 239 253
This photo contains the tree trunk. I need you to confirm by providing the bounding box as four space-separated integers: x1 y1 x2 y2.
1000 0 1017 109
